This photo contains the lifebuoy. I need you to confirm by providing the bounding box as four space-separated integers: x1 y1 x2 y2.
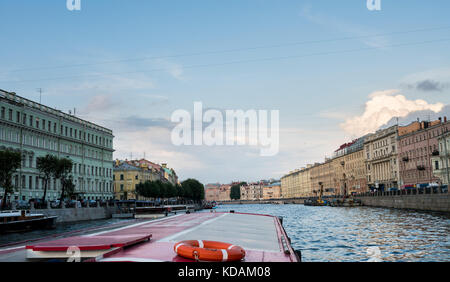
174 240 245 262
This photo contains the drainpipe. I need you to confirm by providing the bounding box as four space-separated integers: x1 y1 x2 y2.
444 134 450 186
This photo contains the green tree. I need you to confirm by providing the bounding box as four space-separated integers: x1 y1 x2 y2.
230 184 241 200
61 176 76 200
181 179 204 201
56 158 73 207
0 150 21 210
136 182 147 199
152 180 162 199
166 182 177 198
37 154 58 204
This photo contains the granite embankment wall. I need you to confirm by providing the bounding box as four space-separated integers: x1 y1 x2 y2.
220 199 305 205
355 193 450 212
31 206 119 223
220 193 450 212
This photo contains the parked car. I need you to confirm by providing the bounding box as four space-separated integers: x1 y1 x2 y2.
29 198 47 209
387 187 399 192
50 200 61 208
15 200 31 209
66 200 77 208
88 200 97 207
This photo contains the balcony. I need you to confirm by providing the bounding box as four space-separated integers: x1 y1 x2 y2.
432 150 440 156
417 165 426 171
402 156 409 162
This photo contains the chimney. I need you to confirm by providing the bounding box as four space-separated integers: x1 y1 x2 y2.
439 117 442 123
445 116 447 123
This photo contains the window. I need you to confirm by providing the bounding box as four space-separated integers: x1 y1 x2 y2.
8 109 13 121
16 111 20 123
29 176 33 190
120 174 124 180
36 119 39 128
0 107 5 119
23 113 27 125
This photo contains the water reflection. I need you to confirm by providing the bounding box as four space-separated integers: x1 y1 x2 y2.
211 204 450 262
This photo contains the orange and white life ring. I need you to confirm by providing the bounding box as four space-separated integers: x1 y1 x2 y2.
174 240 245 262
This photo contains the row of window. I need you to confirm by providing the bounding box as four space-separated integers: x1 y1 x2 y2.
0 127 113 161
73 163 112 178
0 106 113 148
400 145 438 159
400 126 450 146
9 174 114 193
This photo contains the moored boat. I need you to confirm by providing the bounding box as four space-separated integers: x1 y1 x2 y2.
0 210 57 233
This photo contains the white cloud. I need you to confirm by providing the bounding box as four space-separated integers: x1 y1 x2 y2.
340 90 444 137
155 59 185 81
114 127 207 179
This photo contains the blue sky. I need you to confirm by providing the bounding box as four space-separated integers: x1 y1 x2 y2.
1 0 450 184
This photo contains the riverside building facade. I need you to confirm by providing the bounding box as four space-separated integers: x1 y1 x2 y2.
398 118 450 188
334 137 368 195
0 89 114 202
364 125 399 190
432 131 450 185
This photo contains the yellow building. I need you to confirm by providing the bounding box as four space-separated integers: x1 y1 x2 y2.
281 165 312 198
263 182 281 199
113 160 160 200
310 160 335 197
342 148 368 194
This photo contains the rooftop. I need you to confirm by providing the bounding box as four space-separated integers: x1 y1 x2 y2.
0 89 113 135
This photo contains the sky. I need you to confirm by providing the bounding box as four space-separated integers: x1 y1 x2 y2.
1 0 450 184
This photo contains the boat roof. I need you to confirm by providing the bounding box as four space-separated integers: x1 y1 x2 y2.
23 212 298 262
0 212 44 218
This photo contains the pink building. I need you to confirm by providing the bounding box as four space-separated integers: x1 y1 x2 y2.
398 117 450 187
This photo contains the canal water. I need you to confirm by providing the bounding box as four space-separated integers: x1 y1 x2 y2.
210 204 450 262
1 205 449 262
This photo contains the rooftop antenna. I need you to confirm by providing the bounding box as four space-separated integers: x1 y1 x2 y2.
36 88 43 104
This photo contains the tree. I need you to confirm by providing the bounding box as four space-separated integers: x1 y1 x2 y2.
136 182 147 199
151 180 162 199
166 182 177 198
181 179 204 201
56 158 73 207
0 150 21 210
230 184 242 200
37 154 58 205
61 176 76 200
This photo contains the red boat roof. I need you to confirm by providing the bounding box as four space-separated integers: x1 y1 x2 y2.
25 212 298 262
26 234 152 252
